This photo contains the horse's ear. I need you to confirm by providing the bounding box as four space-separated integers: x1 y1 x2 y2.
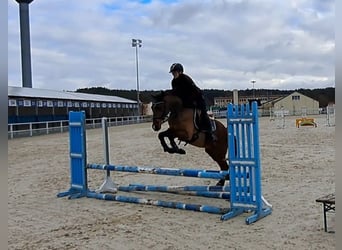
164 89 173 96
151 91 161 101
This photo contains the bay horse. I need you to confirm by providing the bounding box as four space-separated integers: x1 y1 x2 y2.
151 90 229 186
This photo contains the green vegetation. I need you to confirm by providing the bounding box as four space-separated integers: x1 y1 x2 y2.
76 86 335 108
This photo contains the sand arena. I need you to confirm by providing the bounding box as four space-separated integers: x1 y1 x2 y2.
8 115 335 249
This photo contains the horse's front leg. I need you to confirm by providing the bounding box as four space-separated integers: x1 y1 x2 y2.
158 130 185 154
158 130 175 153
169 137 186 154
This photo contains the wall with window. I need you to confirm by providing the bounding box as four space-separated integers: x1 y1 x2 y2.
8 97 137 123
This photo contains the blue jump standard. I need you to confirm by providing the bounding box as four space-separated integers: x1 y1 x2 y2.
57 102 272 224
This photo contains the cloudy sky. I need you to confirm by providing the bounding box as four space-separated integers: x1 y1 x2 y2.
8 0 335 92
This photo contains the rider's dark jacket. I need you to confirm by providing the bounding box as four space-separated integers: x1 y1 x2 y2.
171 73 206 109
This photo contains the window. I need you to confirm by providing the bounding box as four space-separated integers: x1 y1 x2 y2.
292 95 300 100
8 99 17 106
24 100 31 107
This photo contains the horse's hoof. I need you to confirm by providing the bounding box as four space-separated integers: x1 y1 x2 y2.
165 148 176 154
216 179 225 186
178 149 186 154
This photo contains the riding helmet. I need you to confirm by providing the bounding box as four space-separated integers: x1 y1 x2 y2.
169 63 184 73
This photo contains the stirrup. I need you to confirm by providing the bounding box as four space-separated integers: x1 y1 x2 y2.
212 133 218 141
211 133 218 142
206 132 217 142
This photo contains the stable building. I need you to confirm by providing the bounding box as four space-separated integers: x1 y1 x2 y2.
262 91 319 116
8 86 137 123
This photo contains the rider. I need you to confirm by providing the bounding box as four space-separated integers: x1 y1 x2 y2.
169 63 217 142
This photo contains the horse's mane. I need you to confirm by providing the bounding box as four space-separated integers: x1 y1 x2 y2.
152 90 177 102
151 90 183 113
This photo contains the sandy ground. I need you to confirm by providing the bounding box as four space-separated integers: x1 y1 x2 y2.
8 115 335 250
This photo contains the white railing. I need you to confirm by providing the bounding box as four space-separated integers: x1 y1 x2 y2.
8 115 152 139
212 110 227 118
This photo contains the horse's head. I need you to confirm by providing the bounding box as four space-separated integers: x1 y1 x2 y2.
151 91 169 131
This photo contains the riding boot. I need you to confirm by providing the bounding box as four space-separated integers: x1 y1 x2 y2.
201 112 217 142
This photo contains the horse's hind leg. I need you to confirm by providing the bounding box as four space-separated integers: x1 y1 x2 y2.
205 148 229 186
215 159 229 186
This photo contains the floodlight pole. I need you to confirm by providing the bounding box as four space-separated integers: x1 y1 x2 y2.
15 0 34 88
251 80 256 99
132 39 142 116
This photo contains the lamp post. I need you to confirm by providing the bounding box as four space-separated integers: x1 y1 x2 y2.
15 0 34 88
251 80 256 99
132 39 142 116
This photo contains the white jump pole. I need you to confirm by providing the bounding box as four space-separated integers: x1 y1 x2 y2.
96 117 118 193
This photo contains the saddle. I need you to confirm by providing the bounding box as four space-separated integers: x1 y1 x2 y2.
193 109 216 132
179 108 217 144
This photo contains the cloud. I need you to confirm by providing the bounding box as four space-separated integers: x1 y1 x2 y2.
8 0 334 91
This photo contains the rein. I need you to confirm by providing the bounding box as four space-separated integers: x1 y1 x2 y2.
152 101 170 124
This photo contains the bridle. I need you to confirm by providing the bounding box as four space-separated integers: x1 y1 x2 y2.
152 101 170 124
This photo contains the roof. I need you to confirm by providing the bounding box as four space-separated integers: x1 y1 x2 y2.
8 86 136 104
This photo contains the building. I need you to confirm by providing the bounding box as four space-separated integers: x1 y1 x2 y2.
262 91 319 116
8 86 138 123
212 90 320 116
271 91 319 115
213 94 282 109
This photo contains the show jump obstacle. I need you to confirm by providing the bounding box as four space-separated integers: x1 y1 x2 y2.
295 117 317 128
57 102 272 224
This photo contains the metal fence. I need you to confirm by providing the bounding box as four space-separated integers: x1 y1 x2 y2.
8 115 152 139
213 108 322 118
